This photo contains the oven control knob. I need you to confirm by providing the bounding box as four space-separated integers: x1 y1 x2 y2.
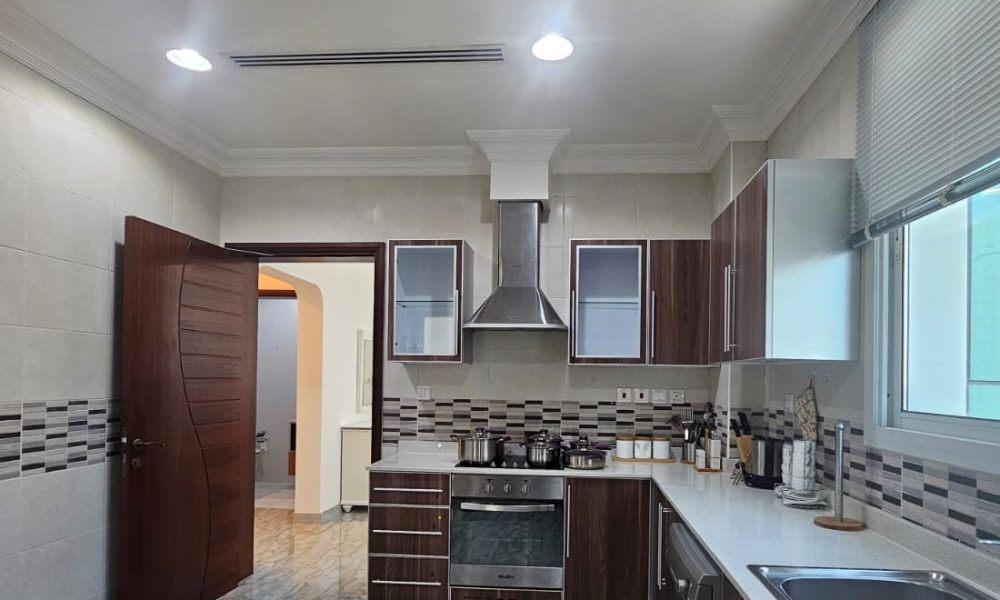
521 481 531 495
502 481 512 494
484 479 494 494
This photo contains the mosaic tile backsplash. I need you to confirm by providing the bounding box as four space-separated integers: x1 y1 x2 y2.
0 399 121 481
760 407 1000 560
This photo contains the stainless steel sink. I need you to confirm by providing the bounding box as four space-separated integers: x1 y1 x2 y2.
749 566 996 600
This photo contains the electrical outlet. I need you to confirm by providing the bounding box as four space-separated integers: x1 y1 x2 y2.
416 386 431 401
635 388 650 403
617 387 633 403
652 389 668 404
669 389 686 405
785 393 795 412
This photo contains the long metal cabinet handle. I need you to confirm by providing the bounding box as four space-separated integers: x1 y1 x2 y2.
565 483 571 558
570 290 578 358
371 529 443 536
650 290 657 361
657 501 663 590
459 502 555 513
723 265 731 352
371 580 442 587
728 265 738 349
372 487 443 494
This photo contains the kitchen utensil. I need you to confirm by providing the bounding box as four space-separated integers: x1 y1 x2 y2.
616 435 635 459
526 428 563 446
730 418 742 437
634 436 652 459
521 437 562 469
744 438 783 489
563 436 607 470
738 411 752 436
451 427 510 466
652 436 670 460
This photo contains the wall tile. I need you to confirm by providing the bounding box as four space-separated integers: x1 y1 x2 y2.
0 402 21 481
21 329 110 401
0 554 25 599
111 125 174 225
0 247 23 325
25 181 112 269
0 477 22 556
23 254 111 334
0 87 33 173
0 167 27 250
0 326 23 403
19 527 107 600
173 156 221 244
19 463 105 551
28 106 112 205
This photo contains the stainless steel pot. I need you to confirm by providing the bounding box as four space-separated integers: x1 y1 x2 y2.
562 435 607 470
521 439 561 469
451 427 509 466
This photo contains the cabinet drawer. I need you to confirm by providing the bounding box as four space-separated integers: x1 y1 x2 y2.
369 556 448 600
452 587 563 600
370 505 449 556
371 472 450 505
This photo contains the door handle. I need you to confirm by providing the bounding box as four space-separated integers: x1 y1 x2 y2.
132 438 166 450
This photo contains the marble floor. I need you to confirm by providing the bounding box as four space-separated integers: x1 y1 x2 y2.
220 508 369 600
256 483 296 510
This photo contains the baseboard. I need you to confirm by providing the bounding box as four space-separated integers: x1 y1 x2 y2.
293 505 341 524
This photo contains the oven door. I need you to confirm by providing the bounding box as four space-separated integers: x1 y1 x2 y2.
449 497 564 589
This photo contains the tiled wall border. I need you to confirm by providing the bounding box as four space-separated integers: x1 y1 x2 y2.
0 399 120 480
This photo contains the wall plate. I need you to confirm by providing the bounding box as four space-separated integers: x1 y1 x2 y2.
617 387 633 403
652 389 668 404
416 386 431 401
669 389 686 405
634 388 650 403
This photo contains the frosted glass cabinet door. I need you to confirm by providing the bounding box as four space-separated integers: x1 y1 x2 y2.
388 240 463 362
569 240 648 364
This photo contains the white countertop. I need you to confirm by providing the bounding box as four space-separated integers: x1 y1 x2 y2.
370 444 995 600
340 416 372 430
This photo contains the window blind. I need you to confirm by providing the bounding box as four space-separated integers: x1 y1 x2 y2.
851 0 1000 247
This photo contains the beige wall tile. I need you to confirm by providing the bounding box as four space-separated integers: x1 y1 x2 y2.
111 125 175 224
23 254 111 334
0 247 23 325
0 87 33 173
19 464 105 551
22 329 110 401
0 167 27 250
0 325 23 402
18 528 107 600
173 156 221 244
25 181 111 269
635 173 712 239
27 106 112 205
0 478 22 560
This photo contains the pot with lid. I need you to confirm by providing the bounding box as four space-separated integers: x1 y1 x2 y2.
521 429 563 469
562 434 609 470
451 427 510 466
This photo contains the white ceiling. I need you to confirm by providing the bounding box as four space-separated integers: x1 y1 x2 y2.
0 0 872 173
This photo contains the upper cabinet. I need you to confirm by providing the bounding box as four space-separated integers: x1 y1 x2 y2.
570 240 648 364
710 159 858 362
388 240 470 363
649 240 711 365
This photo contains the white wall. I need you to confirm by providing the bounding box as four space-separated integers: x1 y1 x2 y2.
256 298 298 484
0 51 221 600
221 174 718 422
265 262 374 515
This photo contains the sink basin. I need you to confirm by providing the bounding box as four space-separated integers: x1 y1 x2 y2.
749 566 996 600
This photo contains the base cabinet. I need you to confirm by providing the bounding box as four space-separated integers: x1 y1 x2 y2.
451 588 562 600
652 488 681 600
369 556 448 600
565 478 650 600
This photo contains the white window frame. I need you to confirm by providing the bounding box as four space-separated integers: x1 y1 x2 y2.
864 226 1000 476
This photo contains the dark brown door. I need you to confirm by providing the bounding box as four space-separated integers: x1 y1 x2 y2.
120 217 258 600
565 478 650 600
709 204 736 363
649 240 710 365
733 165 768 360
652 489 682 600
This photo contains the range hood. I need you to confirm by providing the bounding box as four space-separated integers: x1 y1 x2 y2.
464 129 569 331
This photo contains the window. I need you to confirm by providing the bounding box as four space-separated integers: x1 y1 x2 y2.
889 186 1000 442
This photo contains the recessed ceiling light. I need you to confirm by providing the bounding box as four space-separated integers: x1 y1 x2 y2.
166 48 213 72
531 33 573 61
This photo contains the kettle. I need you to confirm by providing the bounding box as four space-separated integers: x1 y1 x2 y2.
744 438 783 489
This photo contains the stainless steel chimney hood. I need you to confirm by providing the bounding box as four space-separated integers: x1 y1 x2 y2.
464 201 566 330
463 129 570 332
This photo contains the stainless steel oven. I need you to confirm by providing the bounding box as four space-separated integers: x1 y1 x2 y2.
449 474 564 590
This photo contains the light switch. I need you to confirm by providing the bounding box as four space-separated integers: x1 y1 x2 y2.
652 389 668 404
617 388 633 403
669 389 686 405
635 388 650 403
417 386 431 400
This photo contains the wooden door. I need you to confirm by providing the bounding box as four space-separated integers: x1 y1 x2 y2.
649 240 711 365
652 490 682 600
709 205 736 363
565 478 650 600
120 217 258 600
733 165 769 360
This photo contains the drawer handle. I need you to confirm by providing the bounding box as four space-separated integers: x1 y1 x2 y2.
371 529 443 536
371 580 443 587
373 487 443 494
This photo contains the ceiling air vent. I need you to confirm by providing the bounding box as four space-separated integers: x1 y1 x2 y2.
229 46 503 67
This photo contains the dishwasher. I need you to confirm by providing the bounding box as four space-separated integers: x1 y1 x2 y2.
665 522 723 600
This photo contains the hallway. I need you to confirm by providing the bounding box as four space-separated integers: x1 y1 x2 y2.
220 509 369 600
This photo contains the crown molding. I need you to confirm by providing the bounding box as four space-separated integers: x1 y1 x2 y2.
711 0 876 144
0 0 226 172
0 0 869 178
467 128 570 163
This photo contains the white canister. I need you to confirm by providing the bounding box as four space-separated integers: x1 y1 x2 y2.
634 436 653 460
653 435 670 460
616 435 635 459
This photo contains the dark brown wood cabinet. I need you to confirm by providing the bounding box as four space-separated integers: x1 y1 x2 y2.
651 488 682 600
451 588 562 600
569 239 648 364
709 203 736 364
649 240 711 365
732 165 768 361
565 478 650 600
370 472 450 505
369 505 449 556
369 556 448 600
